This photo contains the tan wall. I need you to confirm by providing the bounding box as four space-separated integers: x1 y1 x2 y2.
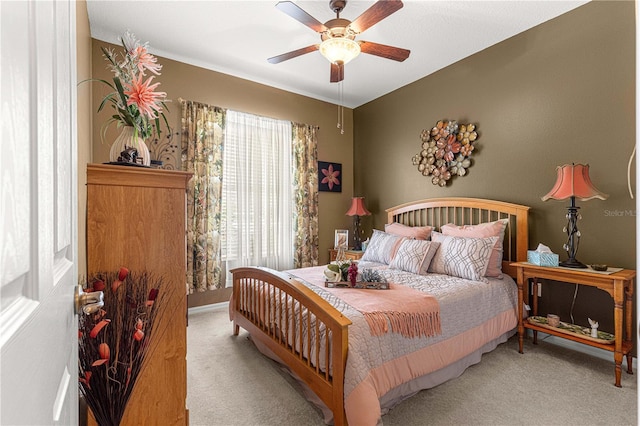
76 0 92 275
89 39 354 305
354 1 635 333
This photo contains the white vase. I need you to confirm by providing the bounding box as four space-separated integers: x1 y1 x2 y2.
109 126 151 166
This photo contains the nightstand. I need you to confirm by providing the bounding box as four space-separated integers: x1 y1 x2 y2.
329 249 364 262
512 262 635 387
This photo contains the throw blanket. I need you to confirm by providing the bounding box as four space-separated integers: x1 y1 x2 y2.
290 267 441 339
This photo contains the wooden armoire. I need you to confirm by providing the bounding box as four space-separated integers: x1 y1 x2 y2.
86 164 192 425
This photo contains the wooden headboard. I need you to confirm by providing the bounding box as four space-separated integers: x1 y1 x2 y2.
386 197 530 278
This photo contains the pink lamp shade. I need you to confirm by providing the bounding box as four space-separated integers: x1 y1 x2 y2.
345 197 371 216
541 164 608 202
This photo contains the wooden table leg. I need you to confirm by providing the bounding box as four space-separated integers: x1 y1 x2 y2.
517 268 524 354
532 278 539 345
613 279 624 387
625 283 634 375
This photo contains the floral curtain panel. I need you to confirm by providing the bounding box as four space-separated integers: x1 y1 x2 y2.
181 100 226 293
292 123 319 268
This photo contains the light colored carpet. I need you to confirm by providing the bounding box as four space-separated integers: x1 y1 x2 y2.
187 304 637 426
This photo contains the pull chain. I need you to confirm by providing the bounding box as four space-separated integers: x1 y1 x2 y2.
337 81 344 135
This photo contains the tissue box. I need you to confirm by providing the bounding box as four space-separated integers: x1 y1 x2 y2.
527 250 559 267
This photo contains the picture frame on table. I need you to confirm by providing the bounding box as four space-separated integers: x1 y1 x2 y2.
334 229 349 249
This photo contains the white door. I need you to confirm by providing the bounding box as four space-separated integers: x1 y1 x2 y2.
1 1 79 424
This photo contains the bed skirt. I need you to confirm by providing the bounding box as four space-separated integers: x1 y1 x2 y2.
248 328 516 425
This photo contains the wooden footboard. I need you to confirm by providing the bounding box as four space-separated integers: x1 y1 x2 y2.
231 267 352 426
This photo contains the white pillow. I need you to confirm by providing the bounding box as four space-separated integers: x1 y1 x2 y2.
389 239 440 274
361 229 404 264
429 232 498 282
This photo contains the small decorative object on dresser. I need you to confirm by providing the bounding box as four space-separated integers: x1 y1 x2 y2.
110 126 150 167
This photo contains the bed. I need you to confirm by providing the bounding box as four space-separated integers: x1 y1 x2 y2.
230 197 530 425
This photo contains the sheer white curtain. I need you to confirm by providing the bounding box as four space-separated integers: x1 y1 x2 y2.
222 110 294 286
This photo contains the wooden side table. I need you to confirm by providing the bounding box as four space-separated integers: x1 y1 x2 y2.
512 262 635 387
329 249 364 262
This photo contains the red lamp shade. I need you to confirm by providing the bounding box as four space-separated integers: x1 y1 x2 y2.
541 164 608 202
345 197 371 216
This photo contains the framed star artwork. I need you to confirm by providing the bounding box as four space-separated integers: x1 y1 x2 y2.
318 161 342 192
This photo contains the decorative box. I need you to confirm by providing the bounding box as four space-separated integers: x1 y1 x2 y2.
527 250 559 267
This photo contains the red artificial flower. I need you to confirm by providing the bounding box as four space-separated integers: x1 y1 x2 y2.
93 279 105 292
89 319 111 338
118 267 129 281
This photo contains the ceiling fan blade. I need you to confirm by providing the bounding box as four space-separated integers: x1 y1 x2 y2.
276 1 328 33
330 62 344 83
268 45 320 64
349 0 403 34
359 41 410 62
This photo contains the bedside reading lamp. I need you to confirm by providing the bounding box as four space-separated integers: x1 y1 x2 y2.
345 197 371 250
541 163 608 268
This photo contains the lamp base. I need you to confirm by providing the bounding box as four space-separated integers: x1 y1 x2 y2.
559 258 587 269
353 215 362 251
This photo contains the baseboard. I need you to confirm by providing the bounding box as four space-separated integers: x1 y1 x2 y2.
188 301 229 315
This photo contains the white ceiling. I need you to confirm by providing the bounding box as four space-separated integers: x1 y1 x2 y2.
86 0 589 108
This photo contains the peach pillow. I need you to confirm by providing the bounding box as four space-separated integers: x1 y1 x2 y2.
384 222 433 240
440 219 509 278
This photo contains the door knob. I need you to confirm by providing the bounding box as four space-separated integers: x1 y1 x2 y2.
75 285 104 315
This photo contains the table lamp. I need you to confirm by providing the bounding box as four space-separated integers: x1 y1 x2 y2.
541 163 608 268
345 197 371 250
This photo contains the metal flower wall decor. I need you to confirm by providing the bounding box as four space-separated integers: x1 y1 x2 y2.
411 119 479 186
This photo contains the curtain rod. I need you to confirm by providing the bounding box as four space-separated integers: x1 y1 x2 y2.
178 97 320 130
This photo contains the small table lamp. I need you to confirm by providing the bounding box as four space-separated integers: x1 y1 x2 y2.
541 164 608 268
345 197 371 250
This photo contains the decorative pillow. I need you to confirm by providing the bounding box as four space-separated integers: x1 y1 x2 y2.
389 239 440 275
429 232 499 282
385 222 433 240
440 219 509 278
361 230 405 264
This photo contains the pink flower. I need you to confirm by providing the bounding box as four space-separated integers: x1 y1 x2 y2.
321 164 341 190
132 46 162 75
124 74 166 119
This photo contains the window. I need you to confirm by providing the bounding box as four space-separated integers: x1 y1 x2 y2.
221 110 294 285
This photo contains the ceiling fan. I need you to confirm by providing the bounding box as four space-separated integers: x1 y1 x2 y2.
268 0 410 83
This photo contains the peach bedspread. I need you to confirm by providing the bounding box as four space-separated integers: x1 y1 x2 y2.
291 267 441 339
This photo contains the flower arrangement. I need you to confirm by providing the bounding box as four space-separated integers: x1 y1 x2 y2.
412 119 479 186
324 260 358 286
93 31 170 142
324 262 389 289
78 267 172 426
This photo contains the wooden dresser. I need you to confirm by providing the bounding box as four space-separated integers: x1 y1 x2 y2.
86 164 192 425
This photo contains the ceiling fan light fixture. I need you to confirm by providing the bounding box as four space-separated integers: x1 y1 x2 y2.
319 37 360 65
